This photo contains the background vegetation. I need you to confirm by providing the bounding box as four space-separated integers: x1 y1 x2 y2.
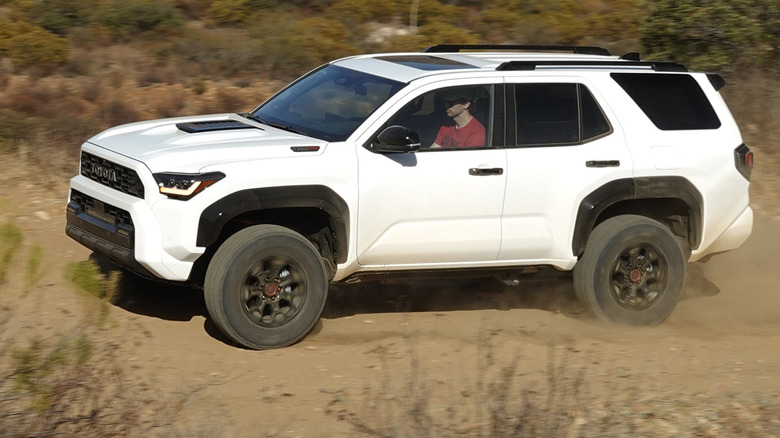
0 0 778 174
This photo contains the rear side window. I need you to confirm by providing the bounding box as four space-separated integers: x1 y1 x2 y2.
513 83 611 146
611 73 720 130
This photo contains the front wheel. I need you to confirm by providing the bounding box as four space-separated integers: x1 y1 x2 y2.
204 225 328 349
573 215 686 326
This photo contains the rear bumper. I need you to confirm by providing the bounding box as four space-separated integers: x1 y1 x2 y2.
690 205 753 262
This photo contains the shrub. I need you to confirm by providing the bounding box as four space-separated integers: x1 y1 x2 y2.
2 79 60 117
92 0 184 42
198 87 251 114
330 0 403 23
204 0 252 25
293 17 358 63
0 109 34 151
381 22 480 52
0 330 148 437
244 11 358 79
640 0 771 71
65 259 121 325
98 99 142 126
1 27 70 71
330 337 587 437
29 0 95 36
160 28 266 77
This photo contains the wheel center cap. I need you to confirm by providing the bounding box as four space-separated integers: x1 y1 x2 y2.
629 269 643 283
264 283 279 297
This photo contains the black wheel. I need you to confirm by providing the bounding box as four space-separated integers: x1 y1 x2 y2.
204 225 328 349
573 215 686 326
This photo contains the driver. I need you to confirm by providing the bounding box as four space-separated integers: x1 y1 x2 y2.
431 89 486 148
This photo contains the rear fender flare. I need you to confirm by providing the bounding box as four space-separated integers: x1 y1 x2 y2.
572 177 703 256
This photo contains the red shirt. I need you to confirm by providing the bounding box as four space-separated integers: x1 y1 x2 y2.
434 117 486 148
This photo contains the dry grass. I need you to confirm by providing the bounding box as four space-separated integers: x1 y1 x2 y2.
326 334 589 437
0 43 280 176
327 334 780 437
0 239 225 437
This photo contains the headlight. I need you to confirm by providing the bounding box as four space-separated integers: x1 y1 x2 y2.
153 172 225 200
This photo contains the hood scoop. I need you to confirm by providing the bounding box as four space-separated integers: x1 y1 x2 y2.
176 120 261 134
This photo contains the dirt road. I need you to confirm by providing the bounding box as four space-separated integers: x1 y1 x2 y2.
2 158 779 437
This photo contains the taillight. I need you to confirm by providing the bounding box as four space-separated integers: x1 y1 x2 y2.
734 144 753 181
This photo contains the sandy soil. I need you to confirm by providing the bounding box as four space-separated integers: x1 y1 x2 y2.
1 151 779 437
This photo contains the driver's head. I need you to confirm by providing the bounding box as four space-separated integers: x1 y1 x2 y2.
443 89 474 117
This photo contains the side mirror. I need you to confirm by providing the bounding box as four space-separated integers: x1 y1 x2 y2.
370 125 421 153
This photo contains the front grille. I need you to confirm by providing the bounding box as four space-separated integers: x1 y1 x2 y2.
80 151 145 199
70 189 134 227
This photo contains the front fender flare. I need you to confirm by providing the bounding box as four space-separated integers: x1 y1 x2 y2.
196 185 350 263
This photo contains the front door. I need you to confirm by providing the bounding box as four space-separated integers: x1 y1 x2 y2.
356 82 507 267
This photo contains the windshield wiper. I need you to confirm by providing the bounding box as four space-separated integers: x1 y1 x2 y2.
241 113 310 137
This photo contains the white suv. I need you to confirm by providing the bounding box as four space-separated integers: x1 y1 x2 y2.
66 45 754 349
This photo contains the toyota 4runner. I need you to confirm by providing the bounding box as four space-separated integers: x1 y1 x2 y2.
66 45 754 349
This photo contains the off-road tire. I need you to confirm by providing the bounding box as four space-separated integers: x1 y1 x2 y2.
573 215 686 326
204 225 328 349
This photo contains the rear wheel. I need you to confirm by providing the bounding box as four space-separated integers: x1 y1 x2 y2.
204 225 328 349
573 215 686 326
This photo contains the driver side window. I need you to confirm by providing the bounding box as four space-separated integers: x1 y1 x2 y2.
386 85 495 149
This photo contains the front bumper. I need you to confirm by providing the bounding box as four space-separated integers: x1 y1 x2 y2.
66 172 203 282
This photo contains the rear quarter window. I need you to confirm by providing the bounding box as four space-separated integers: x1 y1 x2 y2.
611 73 720 130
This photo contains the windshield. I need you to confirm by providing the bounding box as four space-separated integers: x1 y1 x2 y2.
251 65 405 142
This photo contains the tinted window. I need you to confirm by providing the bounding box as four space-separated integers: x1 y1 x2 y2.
581 87 611 140
513 83 610 146
612 73 721 130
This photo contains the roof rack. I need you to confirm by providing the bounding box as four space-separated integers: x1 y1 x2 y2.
496 60 688 72
424 44 611 56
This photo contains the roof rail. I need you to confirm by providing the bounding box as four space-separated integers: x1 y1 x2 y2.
424 44 611 56
496 60 688 72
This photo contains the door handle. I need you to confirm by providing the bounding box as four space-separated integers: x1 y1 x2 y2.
469 168 504 176
586 160 620 168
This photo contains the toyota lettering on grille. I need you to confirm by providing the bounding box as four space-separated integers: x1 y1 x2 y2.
92 163 119 183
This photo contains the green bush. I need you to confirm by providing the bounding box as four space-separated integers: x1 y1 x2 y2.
92 0 184 41
160 28 267 77
330 0 404 23
246 11 358 79
204 0 252 25
381 22 481 52
1 27 70 70
30 0 95 36
293 17 358 63
641 0 772 71
413 0 468 27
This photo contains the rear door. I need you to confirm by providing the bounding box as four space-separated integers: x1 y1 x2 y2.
499 77 633 266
